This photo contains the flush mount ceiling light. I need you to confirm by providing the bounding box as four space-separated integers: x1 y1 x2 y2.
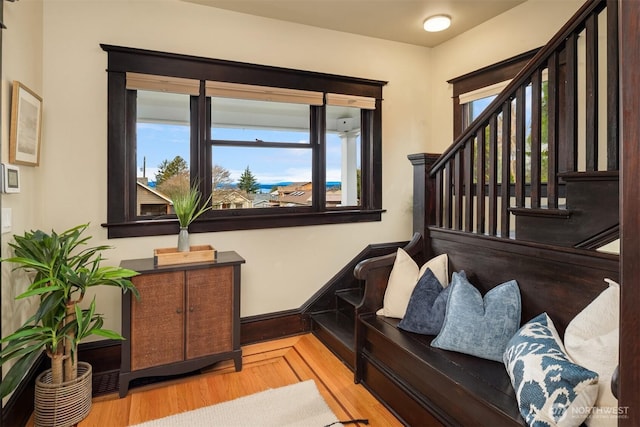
423 15 451 32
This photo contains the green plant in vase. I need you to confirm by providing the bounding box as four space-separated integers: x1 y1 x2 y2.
0 224 139 425
172 183 213 252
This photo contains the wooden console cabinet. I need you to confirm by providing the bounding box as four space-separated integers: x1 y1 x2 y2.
118 251 245 397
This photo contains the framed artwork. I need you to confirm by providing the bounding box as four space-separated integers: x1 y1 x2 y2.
9 81 43 166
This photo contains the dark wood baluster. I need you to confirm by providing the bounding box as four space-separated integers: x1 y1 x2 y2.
585 12 599 171
501 101 512 238
607 0 619 171
547 53 559 209
435 171 442 227
444 160 453 229
515 86 526 207
454 149 463 231
564 32 578 173
464 138 474 232
476 127 486 234
488 115 498 236
531 69 542 209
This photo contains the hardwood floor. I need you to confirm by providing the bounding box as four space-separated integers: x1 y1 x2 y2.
27 334 401 426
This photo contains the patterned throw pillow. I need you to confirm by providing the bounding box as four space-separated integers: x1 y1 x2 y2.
503 313 600 427
397 268 451 335
431 271 521 361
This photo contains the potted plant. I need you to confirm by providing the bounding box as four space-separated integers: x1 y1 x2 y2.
0 223 138 426
172 183 212 252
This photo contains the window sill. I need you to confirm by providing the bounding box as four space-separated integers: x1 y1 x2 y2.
102 209 385 238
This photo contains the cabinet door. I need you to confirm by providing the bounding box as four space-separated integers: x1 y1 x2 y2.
185 267 233 359
130 271 185 371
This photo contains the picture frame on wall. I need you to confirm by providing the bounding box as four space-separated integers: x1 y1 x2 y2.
9 81 43 166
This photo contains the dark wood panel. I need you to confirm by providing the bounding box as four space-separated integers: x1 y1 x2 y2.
619 0 640 423
240 311 309 346
428 228 618 335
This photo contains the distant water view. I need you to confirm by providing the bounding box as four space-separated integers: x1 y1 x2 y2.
257 182 341 193
146 180 341 193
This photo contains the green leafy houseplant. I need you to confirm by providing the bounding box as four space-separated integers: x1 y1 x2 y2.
0 224 139 399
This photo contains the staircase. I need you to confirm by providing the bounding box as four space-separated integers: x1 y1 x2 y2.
307 0 619 370
304 240 410 370
427 0 619 249
512 171 619 246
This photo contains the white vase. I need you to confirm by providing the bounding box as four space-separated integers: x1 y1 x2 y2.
177 227 190 252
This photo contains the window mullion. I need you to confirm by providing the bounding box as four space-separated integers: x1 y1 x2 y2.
203 95 212 198
125 89 138 220
361 108 373 210
190 82 211 200
312 105 326 211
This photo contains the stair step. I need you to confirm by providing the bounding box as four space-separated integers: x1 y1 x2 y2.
311 311 355 348
310 311 356 370
335 288 364 307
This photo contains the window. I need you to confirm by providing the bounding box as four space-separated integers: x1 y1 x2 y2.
102 45 385 238
449 48 539 138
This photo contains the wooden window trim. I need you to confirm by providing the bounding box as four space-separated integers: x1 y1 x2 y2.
449 48 540 138
101 44 386 238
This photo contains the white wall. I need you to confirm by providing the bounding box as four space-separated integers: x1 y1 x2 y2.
29 0 433 335
1 0 44 401
429 0 585 153
1 0 44 332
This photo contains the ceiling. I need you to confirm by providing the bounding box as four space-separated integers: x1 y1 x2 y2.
182 0 527 47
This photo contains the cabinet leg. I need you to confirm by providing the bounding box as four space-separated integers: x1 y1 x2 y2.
118 374 130 398
234 354 243 372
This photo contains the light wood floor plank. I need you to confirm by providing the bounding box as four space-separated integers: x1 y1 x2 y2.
26 334 400 426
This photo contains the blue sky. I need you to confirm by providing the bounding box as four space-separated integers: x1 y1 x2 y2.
137 123 349 185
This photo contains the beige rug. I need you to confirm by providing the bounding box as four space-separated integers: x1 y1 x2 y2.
129 380 344 427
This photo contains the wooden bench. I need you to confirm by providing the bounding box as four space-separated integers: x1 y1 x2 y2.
353 231 619 426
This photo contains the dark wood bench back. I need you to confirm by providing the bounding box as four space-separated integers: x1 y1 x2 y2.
428 228 619 336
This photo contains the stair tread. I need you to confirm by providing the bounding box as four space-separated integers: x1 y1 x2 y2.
509 207 572 218
335 288 364 306
311 311 355 348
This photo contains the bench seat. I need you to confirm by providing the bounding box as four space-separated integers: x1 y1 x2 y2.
358 314 526 426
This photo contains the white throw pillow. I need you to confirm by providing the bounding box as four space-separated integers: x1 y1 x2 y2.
376 249 448 318
564 278 619 427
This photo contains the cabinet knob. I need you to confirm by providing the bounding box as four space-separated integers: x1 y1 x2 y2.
176 308 183 314
189 307 194 312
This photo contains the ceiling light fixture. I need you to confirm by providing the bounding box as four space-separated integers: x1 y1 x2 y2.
423 15 451 32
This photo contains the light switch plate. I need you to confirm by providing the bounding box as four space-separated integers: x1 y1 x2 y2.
2 208 12 234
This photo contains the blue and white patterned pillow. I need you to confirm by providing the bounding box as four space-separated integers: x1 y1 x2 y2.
503 313 600 427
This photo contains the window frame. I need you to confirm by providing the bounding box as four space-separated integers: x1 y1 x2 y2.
448 48 540 138
102 44 386 238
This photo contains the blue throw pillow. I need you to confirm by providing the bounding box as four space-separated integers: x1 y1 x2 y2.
431 271 521 362
397 268 451 335
503 313 599 427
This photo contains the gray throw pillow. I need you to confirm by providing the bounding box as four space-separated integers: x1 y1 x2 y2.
431 271 521 362
397 268 451 335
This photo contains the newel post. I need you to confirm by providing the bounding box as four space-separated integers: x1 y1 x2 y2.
408 153 440 256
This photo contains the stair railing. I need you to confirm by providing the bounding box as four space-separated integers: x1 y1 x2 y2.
428 0 617 239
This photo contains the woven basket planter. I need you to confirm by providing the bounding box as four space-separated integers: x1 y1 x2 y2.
34 362 92 427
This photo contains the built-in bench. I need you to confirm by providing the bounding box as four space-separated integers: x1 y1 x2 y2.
353 231 619 426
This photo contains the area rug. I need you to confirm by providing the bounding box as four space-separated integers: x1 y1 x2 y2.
129 380 344 427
